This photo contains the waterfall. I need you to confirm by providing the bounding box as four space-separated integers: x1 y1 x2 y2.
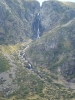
29 63 31 69
37 22 40 38
29 63 33 71
32 12 44 39
37 13 40 39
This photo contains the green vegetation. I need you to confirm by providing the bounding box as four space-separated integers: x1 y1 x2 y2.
0 0 75 100
26 17 75 81
0 53 11 72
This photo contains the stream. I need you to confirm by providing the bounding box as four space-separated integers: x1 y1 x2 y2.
20 45 33 71
19 44 44 79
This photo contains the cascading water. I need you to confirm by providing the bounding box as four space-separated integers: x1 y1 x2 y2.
37 28 40 38
32 13 44 39
37 13 40 38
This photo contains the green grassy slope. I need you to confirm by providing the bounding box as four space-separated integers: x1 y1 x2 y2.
26 18 75 80
0 53 11 72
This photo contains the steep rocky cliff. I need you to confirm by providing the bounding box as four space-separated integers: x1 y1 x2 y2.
0 0 40 44
1 0 75 44
40 0 75 31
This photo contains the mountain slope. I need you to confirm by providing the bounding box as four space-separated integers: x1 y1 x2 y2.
0 0 40 44
40 0 75 32
26 17 75 81
0 0 75 100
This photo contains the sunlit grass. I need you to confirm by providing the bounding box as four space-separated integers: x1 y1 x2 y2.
0 53 11 72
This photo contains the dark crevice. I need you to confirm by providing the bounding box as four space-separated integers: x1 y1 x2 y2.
32 13 44 39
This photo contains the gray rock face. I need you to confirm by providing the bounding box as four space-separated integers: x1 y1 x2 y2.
40 1 75 32
0 0 75 44
0 0 40 44
40 1 64 31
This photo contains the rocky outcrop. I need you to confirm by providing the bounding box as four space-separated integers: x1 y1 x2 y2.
40 1 66 31
0 0 40 44
1 0 75 44
40 1 75 32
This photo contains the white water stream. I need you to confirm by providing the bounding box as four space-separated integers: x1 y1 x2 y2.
37 13 40 39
